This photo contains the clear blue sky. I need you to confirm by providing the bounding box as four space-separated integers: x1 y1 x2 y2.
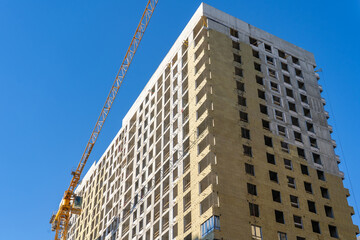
0 0 359 239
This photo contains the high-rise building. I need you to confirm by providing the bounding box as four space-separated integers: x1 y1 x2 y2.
66 3 359 240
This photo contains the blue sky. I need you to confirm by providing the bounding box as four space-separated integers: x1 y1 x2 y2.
0 0 359 239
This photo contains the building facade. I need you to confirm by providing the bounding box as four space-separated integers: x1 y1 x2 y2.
66 3 359 240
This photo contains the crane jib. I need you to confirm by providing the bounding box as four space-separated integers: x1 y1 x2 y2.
50 0 159 239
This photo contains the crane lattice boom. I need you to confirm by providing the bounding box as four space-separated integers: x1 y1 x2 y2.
50 1 159 239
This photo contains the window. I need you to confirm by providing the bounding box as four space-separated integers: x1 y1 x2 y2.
247 183 257 196
262 119 270 130
297 237 305 240
284 159 292 170
249 203 259 217
241 127 251 139
291 116 299 127
278 50 286 58
293 215 303 229
256 75 263 85
269 68 277 78
278 232 287 240
239 111 248 122
297 147 306 159
278 125 286 137
306 122 314 132
233 54 242 64
325 205 334 218
295 69 303 78
275 110 284 121
260 104 268 115
236 81 244 91
264 136 273 147
308 200 316 213
287 176 296 188
253 49 260 58
270 81 279 91
232 40 240 50
258 89 266 100
311 220 321 234
251 225 262 240
317 170 325 181
272 190 281 203
292 56 299 65
245 163 255 176
235 67 243 77
329 225 338 238
300 94 308 103
288 102 296 112
249 37 259 46
286 88 294 98
275 210 284 224
264 44 272 53
243 145 252 157
294 131 302 142
300 164 309 175
281 62 288 71
313 153 322 165
304 182 313 194
303 107 311 118
254 62 261 71
281 141 289 152
290 195 299 208
266 56 274 65
238 96 246 106
267 153 275 164
283 75 291 84
269 171 278 183
230 28 239 38
309 137 318 148
321 187 330 199
273 95 281 106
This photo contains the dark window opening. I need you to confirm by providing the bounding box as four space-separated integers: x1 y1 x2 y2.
249 203 259 217
267 153 275 165
258 90 266 100
317 170 325 181
254 62 261 71
260 104 268 115
329 225 338 238
264 136 273 147
275 210 284 224
241 127 251 140
300 164 309 175
243 145 252 157
304 182 313 194
262 119 270 130
272 190 281 203
256 75 263 85
308 200 316 213
269 171 278 183
325 205 334 218
230 28 239 38
239 111 248 122
311 220 321 234
245 163 255 176
238 96 246 106
247 183 257 196
232 41 240 50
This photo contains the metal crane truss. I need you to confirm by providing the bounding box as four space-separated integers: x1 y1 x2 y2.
51 0 159 239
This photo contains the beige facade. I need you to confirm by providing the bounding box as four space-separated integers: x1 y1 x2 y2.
66 3 359 240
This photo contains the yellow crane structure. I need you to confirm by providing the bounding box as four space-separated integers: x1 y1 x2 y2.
50 0 159 239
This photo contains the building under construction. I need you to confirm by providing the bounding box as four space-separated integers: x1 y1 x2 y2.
65 3 359 240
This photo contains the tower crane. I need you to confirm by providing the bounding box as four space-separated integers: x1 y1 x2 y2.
50 0 159 239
